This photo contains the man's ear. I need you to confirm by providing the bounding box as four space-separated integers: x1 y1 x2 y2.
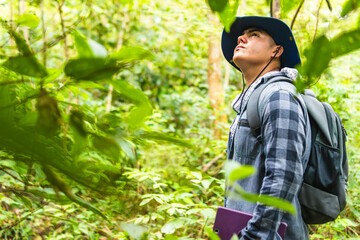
272 45 284 58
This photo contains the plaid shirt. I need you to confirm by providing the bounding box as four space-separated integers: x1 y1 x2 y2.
226 69 310 240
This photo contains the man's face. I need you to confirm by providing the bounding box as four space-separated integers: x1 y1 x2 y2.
232 28 278 69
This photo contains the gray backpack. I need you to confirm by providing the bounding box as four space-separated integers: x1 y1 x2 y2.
247 74 348 224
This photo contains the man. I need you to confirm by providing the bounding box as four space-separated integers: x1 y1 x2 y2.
221 16 311 239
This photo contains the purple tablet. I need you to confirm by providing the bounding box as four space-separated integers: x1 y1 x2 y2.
213 207 287 240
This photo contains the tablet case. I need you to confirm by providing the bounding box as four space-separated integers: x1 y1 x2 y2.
213 206 287 240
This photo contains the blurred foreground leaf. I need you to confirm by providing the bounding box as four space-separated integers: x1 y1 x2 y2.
225 162 296 215
296 35 331 92
111 80 153 128
281 0 302 18
0 85 14 124
73 30 108 58
139 131 193 148
224 161 256 181
64 58 121 81
341 0 360 17
37 88 62 137
228 165 256 182
42 164 107 220
297 29 360 91
330 29 360 58
2 55 48 78
17 13 40 29
110 46 154 61
207 227 221 240
1 21 47 78
229 184 296 215
206 0 229 12
218 0 240 32
92 135 120 162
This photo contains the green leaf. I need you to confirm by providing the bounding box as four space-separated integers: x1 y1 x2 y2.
207 227 221 240
110 46 154 62
161 218 187 234
111 80 152 127
2 22 32 55
139 198 152 206
13 191 33 208
224 161 256 182
218 0 240 32
232 185 296 215
70 110 88 158
341 0 360 17
70 110 87 137
64 58 120 80
42 164 108 220
200 208 216 218
206 0 229 12
69 81 107 90
229 165 256 182
73 30 108 58
201 179 214 190
17 13 40 29
73 30 94 58
120 222 148 239
230 234 239 240
330 29 360 58
92 135 120 162
0 85 15 124
281 0 302 18
37 89 62 137
43 68 62 84
190 171 202 181
165 235 179 240
139 131 193 148
296 35 331 92
87 39 108 57
303 35 332 79
27 189 73 204
2 55 48 78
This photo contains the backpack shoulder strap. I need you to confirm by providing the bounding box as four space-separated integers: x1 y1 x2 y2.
247 75 293 138
301 90 332 146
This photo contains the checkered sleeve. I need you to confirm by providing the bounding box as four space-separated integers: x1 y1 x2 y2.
240 90 306 240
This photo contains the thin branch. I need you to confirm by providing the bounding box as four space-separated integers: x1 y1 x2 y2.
0 79 31 86
40 17 83 52
56 0 69 60
0 212 32 230
106 84 114 113
313 0 324 41
202 152 226 172
0 167 27 185
0 93 38 111
40 0 47 68
291 0 305 30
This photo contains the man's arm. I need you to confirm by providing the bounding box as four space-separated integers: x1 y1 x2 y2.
240 90 307 240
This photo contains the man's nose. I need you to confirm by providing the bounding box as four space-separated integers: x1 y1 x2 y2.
237 34 247 44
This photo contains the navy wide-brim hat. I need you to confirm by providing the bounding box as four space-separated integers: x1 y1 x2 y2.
221 16 301 72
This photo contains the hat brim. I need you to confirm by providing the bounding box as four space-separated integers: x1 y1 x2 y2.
221 16 301 72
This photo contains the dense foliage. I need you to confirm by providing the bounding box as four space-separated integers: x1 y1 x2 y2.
0 0 359 239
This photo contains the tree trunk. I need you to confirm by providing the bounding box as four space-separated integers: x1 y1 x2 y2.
272 0 281 19
19 0 29 45
41 0 47 68
207 14 227 140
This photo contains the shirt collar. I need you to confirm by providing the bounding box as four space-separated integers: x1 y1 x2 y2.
231 68 298 113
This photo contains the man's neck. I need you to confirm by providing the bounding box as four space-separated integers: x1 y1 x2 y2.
242 65 280 87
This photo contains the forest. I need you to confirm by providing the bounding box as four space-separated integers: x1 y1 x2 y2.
0 0 359 239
